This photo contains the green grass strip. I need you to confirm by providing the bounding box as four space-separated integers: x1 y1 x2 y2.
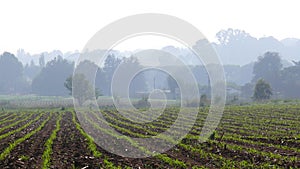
71 111 123 169
71 111 102 158
42 112 63 169
0 112 10 119
87 111 189 168
0 113 44 141
0 113 16 123
0 112 34 133
0 112 52 160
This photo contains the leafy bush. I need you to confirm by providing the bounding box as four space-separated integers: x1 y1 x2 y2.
134 96 150 109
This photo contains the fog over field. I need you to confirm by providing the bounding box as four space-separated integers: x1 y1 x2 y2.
1 28 299 103
0 1 299 168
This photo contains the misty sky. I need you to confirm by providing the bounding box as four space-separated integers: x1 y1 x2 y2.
0 0 300 54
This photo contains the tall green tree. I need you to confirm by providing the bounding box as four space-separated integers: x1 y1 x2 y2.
252 52 282 90
167 75 179 99
101 54 121 96
64 74 101 105
0 52 29 94
253 79 272 101
279 61 300 98
32 56 74 96
123 57 146 97
24 60 42 80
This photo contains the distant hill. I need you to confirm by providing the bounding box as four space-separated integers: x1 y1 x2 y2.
14 28 300 67
213 28 300 65
12 28 300 86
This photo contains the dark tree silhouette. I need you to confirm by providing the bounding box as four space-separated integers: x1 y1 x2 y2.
279 62 300 98
253 79 272 101
32 56 74 96
253 52 282 90
167 75 178 99
65 74 101 105
24 60 42 80
0 52 28 94
101 54 121 96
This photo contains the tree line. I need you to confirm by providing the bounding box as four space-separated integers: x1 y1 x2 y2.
0 51 299 101
0 52 149 98
241 52 300 100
